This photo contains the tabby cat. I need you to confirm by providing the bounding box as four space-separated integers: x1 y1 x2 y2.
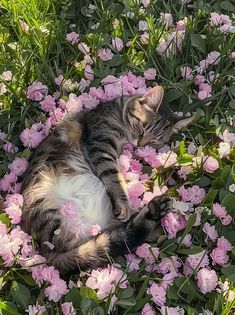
21 86 193 274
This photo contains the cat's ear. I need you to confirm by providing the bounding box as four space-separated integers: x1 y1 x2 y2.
139 86 164 111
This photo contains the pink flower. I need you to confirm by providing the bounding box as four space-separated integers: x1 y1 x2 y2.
8 157 28 176
161 212 187 239
5 193 23 207
5 203 22 224
88 224 101 236
20 127 44 148
197 90 208 100
203 222 218 241
61 302 76 315
180 66 193 80
140 32 149 45
3 142 19 153
181 234 192 247
210 248 229 266
27 81 48 101
143 185 168 204
125 253 141 271
197 268 218 294
144 68 156 80
178 185 206 205
55 75 64 86
142 303 156 315
206 51 221 65
127 181 145 199
177 166 193 180
66 32 79 45
160 306 185 315
44 278 68 302
66 93 83 112
186 251 209 270
135 243 159 264
84 65 94 81
217 236 232 252
222 215 232 225
78 42 90 54
0 172 17 192
210 12 222 26
147 282 166 306
1 70 12 81
0 222 7 236
212 203 227 219
40 95 56 112
19 20 30 33
139 20 148 31
98 48 114 61
159 13 173 28
112 37 124 52
59 200 77 218
157 256 181 274
26 303 46 315
86 264 128 300
79 92 100 109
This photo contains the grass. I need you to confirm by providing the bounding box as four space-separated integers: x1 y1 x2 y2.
0 0 235 314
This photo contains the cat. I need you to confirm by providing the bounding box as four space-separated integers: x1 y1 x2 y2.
20 86 194 274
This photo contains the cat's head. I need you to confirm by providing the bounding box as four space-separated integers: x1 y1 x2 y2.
123 86 194 148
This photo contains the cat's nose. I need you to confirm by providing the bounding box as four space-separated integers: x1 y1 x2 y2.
137 137 148 146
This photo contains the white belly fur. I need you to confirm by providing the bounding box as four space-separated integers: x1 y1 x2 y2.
44 168 113 236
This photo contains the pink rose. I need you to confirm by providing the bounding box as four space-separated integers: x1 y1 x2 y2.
203 156 219 173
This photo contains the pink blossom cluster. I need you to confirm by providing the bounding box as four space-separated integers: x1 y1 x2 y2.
86 264 128 308
178 185 206 205
0 157 28 193
210 236 232 266
212 203 232 226
210 12 235 33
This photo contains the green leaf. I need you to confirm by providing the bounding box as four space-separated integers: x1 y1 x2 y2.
191 33 206 53
165 89 183 103
0 301 20 315
230 85 235 97
201 189 218 206
221 265 235 282
65 287 82 309
107 55 124 67
221 165 231 181
10 281 30 309
221 193 235 212
212 177 225 189
229 100 235 109
119 287 134 300
80 298 102 315
80 287 98 302
219 1 235 11
0 214 10 227
116 298 136 307
179 140 186 155
167 285 179 300
177 246 204 255
194 176 211 187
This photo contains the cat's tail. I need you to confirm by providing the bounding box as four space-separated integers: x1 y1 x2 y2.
46 198 166 274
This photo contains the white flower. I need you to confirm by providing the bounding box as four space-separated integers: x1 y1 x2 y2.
229 184 235 193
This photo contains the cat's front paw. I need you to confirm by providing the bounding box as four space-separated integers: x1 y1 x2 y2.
114 200 132 222
148 195 172 221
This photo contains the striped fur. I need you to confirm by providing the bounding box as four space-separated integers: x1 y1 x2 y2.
21 87 193 274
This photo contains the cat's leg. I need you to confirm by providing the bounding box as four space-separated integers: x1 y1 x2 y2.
86 144 132 222
46 195 172 274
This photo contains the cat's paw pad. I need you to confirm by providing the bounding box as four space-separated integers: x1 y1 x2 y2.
114 201 132 222
148 195 172 220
